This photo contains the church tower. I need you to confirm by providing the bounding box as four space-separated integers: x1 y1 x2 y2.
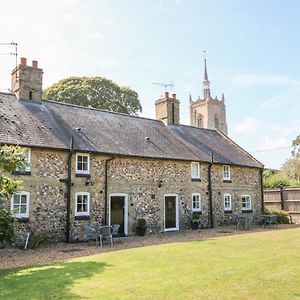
189 59 228 135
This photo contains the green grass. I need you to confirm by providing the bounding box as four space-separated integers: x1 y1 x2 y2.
1 229 300 299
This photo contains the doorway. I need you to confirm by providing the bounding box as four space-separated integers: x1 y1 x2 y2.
109 194 128 236
164 194 179 231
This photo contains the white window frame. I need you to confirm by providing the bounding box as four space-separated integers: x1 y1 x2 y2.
241 195 252 211
192 193 201 212
24 149 31 172
76 153 90 175
223 165 230 180
191 162 200 179
224 193 232 211
11 191 30 218
75 192 90 216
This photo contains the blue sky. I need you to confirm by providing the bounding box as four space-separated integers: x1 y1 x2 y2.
1 0 299 168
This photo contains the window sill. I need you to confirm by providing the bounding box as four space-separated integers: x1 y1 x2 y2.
224 210 232 214
16 218 30 223
75 215 90 220
191 178 201 182
242 210 253 213
75 173 91 178
223 180 232 183
12 171 31 176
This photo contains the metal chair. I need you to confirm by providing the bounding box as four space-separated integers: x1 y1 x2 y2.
264 215 278 228
111 224 120 240
83 224 99 245
99 226 113 248
236 215 252 230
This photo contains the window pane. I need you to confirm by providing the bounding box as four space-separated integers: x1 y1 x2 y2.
14 194 20 205
21 195 27 204
20 205 27 214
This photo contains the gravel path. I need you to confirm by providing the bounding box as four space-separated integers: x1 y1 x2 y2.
0 224 297 270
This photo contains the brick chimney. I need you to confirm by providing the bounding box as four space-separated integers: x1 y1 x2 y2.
155 92 180 125
11 57 43 102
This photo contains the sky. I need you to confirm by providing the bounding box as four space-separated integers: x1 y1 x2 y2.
0 0 299 169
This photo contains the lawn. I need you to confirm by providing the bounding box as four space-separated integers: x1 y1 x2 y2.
1 228 300 300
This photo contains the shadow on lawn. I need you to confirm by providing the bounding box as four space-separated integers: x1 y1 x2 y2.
0 261 108 299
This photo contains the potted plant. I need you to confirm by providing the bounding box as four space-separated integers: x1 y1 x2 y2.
136 218 147 236
191 214 200 230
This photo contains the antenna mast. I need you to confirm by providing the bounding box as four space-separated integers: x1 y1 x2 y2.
0 42 18 67
152 81 174 92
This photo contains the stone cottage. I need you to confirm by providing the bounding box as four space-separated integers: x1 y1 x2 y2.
0 58 264 242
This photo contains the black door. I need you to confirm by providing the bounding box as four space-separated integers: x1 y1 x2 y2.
111 196 125 235
165 196 177 230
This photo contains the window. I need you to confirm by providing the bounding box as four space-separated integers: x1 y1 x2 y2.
76 153 90 175
197 114 203 128
224 193 232 211
241 195 252 211
15 148 31 173
192 193 201 212
11 192 30 218
191 162 200 179
223 165 230 180
75 192 90 216
24 149 31 172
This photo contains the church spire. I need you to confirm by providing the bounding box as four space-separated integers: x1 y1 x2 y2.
203 58 211 99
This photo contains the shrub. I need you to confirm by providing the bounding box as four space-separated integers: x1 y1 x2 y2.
137 218 147 229
30 233 48 249
264 208 290 224
0 206 14 248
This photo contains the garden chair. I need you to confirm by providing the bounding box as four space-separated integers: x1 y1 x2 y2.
111 224 120 241
264 215 278 228
83 224 99 245
99 226 113 248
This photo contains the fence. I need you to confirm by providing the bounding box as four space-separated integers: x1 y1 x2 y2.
264 187 300 224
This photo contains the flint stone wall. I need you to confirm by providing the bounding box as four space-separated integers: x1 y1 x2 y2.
8 148 262 241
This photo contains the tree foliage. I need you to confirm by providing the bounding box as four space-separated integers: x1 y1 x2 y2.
263 134 300 188
43 77 142 115
0 145 27 247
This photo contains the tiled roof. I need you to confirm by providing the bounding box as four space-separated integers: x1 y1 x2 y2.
0 93 262 167
168 124 262 168
0 93 202 161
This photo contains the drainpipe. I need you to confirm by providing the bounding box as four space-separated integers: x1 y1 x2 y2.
104 156 116 225
260 168 265 214
279 183 284 211
65 136 74 243
208 152 214 228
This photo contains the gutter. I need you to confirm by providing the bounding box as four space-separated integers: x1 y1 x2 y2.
208 152 214 228
259 168 265 214
104 156 116 225
65 136 74 243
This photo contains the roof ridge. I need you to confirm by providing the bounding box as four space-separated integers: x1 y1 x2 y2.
214 129 263 167
41 99 162 123
169 123 218 132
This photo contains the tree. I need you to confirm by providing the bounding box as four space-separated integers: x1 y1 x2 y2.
0 145 27 247
43 77 142 115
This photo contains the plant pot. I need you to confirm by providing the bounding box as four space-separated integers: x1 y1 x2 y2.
191 221 199 230
136 226 147 236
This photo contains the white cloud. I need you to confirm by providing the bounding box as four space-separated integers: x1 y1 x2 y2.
99 58 117 68
90 32 105 40
232 74 300 88
233 117 261 134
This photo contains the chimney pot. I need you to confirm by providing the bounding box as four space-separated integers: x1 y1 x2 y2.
164 91 169 99
172 93 176 100
32 60 38 68
20 57 27 65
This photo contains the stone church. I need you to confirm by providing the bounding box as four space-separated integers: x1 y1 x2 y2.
0 58 263 242
189 59 228 135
